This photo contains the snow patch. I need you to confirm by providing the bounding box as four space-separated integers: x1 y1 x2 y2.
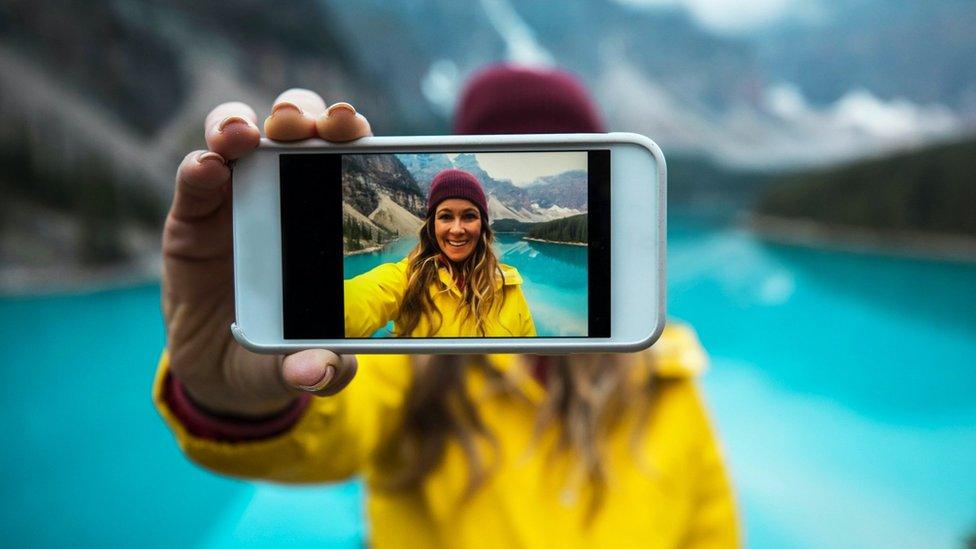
598 59 963 169
531 204 584 220
767 84 959 140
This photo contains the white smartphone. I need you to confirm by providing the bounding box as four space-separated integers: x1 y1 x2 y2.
231 133 665 354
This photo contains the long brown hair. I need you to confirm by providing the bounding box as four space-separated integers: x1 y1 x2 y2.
396 213 505 336
379 352 661 520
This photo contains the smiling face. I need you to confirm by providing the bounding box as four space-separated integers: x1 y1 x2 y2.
433 198 483 263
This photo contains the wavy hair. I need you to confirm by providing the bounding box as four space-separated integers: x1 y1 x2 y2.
395 213 505 337
377 353 662 521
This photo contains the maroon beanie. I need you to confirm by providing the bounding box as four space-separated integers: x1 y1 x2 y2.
427 168 489 219
454 64 605 135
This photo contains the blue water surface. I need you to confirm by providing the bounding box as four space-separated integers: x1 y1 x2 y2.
1 213 974 547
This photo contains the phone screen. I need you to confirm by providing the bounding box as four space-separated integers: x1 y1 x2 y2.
279 150 610 340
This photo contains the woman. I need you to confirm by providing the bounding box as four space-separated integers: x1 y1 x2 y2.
156 65 738 547
344 168 536 338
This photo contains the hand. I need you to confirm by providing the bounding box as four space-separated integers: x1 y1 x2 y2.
163 89 370 417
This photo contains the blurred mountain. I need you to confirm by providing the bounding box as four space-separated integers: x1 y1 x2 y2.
2 0 974 284
0 0 420 283
328 0 976 167
752 0 976 113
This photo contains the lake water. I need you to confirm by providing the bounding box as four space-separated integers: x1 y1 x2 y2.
343 234 589 337
1 214 973 547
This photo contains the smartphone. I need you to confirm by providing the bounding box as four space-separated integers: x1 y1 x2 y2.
231 133 665 354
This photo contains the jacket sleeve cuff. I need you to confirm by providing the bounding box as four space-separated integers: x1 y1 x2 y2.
163 369 311 443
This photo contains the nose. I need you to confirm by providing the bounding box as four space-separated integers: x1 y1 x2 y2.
450 219 465 234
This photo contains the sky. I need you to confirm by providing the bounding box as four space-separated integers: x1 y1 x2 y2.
449 152 588 186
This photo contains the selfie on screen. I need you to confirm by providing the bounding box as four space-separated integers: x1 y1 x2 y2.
341 152 591 338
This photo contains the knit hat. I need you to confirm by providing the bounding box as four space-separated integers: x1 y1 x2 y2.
454 64 606 135
427 168 489 219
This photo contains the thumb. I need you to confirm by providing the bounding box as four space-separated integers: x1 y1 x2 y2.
282 349 358 396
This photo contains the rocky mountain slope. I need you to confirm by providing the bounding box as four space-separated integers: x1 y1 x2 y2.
341 154 425 252
526 170 587 211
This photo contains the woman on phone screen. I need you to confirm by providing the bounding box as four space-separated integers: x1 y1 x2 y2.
343 168 536 338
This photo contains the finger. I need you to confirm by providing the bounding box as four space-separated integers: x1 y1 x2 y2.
204 101 261 160
170 150 230 221
316 102 372 142
264 88 327 141
282 350 358 397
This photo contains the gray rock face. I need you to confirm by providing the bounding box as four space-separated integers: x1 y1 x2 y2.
341 154 426 253
341 154 425 218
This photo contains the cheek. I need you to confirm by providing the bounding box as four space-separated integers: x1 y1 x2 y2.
433 221 448 239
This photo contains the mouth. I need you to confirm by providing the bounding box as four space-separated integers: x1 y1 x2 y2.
446 239 471 248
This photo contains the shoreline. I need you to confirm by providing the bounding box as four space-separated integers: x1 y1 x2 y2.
344 244 385 256
522 237 588 247
343 235 414 257
0 252 162 297
748 214 976 263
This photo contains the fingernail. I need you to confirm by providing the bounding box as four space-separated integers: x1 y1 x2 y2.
197 151 225 165
218 115 252 132
298 364 336 392
327 102 356 116
271 101 303 116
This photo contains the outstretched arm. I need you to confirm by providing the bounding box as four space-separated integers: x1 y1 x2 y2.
343 261 410 337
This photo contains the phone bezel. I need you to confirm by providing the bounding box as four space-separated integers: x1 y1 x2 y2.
231 132 666 354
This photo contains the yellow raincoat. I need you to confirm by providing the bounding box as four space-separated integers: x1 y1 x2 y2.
153 324 739 548
344 259 536 338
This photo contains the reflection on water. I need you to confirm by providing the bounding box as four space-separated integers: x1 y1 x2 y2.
499 234 587 267
342 233 589 336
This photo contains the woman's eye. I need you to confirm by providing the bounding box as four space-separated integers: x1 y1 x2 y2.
464 213 478 220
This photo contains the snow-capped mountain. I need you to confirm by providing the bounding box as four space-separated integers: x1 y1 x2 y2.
396 153 587 222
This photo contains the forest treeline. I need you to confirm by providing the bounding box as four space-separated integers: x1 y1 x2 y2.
757 136 976 237
0 116 164 264
490 219 535 233
343 218 391 252
490 215 588 244
524 214 588 244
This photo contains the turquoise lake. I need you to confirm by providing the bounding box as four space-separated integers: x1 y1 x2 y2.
1 214 973 547
343 234 589 337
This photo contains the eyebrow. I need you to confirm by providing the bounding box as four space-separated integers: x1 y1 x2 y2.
437 207 480 216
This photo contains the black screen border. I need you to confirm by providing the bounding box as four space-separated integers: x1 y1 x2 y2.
280 150 611 340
